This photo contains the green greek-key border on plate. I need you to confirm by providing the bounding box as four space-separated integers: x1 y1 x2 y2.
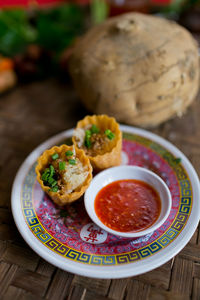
21 132 192 265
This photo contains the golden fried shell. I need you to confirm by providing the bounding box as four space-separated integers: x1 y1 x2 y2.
35 144 93 206
72 115 122 170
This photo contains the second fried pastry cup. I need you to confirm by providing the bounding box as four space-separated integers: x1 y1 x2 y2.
72 115 122 170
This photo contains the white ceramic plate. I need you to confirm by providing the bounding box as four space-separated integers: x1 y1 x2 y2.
11 125 200 279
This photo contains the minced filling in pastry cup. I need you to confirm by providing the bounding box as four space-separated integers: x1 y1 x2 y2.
35 144 93 206
72 115 122 170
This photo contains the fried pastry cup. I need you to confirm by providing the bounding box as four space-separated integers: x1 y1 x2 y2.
35 144 93 206
72 115 122 170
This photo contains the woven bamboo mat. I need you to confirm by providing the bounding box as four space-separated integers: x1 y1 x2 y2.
0 79 200 300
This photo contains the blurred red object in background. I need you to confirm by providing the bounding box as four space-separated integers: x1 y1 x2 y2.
107 0 174 16
0 0 89 8
107 0 150 15
0 0 29 7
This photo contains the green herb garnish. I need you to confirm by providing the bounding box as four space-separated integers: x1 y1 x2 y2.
41 168 50 182
41 164 58 192
69 159 76 165
49 164 55 177
48 177 56 185
52 153 59 160
51 180 58 187
65 150 73 156
84 129 92 148
42 165 55 182
59 161 66 171
85 129 92 138
105 129 115 140
91 124 100 134
84 138 91 148
50 186 59 193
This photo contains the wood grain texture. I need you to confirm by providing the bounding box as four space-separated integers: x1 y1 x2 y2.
0 76 199 299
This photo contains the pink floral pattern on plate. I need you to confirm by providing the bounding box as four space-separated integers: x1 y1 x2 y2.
34 136 181 255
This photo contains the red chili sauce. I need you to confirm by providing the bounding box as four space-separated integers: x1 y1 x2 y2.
94 179 161 232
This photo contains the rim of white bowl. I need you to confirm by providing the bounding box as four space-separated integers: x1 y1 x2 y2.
84 165 172 238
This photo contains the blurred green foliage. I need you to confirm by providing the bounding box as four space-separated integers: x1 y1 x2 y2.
90 0 108 24
36 5 85 54
153 0 200 19
0 10 36 56
0 4 85 58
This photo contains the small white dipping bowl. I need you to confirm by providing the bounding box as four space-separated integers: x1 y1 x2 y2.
84 166 172 238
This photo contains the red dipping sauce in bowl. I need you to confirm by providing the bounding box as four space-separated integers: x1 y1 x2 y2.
94 179 161 233
84 166 172 238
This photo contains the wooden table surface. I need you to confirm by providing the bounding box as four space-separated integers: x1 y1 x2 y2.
0 78 200 300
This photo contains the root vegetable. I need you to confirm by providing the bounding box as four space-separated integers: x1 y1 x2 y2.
69 13 200 127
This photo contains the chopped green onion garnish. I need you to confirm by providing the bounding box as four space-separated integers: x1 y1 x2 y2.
91 124 100 134
48 177 55 185
59 161 66 171
69 159 76 165
49 165 55 177
51 186 59 192
84 138 91 148
105 129 115 140
52 153 59 160
42 174 48 182
84 129 92 148
42 168 50 182
85 129 92 137
65 150 73 157
41 165 58 189
51 180 57 187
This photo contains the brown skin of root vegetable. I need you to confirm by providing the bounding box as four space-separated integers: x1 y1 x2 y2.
68 13 200 128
